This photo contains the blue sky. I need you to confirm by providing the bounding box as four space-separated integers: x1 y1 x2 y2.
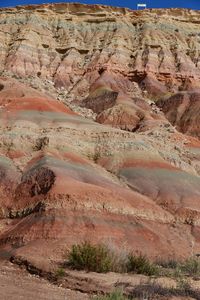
0 0 199 9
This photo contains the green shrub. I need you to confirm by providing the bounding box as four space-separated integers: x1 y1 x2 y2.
131 282 200 299
156 258 179 269
67 242 161 275
126 254 159 276
180 257 200 276
55 267 65 278
94 290 129 300
67 241 113 273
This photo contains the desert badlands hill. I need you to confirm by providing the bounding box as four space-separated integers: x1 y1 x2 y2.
0 2 200 299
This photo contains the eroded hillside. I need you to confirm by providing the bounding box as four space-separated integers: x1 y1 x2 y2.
0 3 200 299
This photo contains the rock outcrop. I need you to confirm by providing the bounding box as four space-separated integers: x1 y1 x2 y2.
157 90 200 138
1 3 200 100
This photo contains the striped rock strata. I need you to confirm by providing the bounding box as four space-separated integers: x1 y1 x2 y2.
0 4 200 271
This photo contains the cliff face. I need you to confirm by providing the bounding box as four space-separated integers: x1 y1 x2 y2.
1 3 200 98
0 3 200 270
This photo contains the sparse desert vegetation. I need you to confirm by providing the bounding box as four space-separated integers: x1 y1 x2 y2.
126 253 159 276
94 290 129 300
67 241 114 273
55 267 65 278
180 257 200 276
92 282 200 300
130 281 200 300
66 241 159 275
66 241 200 279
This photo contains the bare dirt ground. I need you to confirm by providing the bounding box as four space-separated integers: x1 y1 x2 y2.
0 258 200 300
0 260 89 300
